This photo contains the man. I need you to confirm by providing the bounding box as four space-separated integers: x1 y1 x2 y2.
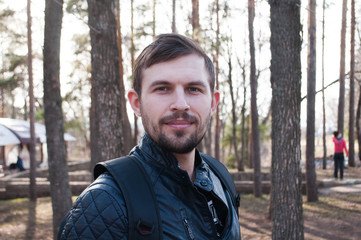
59 34 241 239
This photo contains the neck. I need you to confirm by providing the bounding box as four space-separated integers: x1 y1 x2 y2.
173 149 196 182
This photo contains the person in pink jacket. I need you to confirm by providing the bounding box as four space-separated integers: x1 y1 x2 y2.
332 131 348 180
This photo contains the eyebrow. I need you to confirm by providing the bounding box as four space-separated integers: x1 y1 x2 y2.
149 80 171 88
149 80 208 88
187 81 208 88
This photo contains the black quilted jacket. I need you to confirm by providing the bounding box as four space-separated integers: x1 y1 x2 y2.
59 134 241 239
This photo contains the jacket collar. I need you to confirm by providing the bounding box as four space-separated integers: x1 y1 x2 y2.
137 134 180 169
135 134 204 173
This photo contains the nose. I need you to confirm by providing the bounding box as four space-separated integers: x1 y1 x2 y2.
170 89 190 112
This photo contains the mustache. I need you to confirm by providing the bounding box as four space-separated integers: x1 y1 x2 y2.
159 112 198 124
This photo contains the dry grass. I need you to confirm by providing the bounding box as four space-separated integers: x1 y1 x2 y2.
0 197 53 240
0 167 360 239
239 192 361 240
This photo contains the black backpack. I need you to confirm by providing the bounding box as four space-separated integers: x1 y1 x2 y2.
59 154 240 240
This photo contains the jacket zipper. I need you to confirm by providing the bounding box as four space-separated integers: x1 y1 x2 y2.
183 219 195 240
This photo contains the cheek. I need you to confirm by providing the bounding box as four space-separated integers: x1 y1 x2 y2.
193 99 213 115
141 100 168 119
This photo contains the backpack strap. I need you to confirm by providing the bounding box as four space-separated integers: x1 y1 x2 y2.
200 153 240 215
94 156 162 240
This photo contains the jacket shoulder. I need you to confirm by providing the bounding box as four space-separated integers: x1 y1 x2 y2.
59 173 128 240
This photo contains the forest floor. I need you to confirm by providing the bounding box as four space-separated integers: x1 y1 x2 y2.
0 167 360 240
240 166 361 240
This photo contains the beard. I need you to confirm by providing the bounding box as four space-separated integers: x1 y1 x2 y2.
142 111 211 154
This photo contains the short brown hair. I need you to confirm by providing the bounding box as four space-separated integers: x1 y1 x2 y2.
133 33 215 96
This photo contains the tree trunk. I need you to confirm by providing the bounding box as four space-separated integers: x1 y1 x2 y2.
226 46 240 171
191 0 200 42
356 81 361 162
248 0 261 198
306 0 318 202
27 0 37 202
269 0 304 238
321 0 327 169
0 88 4 117
348 0 355 167
172 0 177 33
88 0 125 169
43 0 72 237
115 0 133 153
214 0 221 161
240 63 246 172
152 0 156 38
338 0 348 133
248 113 253 169
131 0 138 146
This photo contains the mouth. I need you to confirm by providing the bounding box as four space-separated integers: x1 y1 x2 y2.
160 112 198 130
165 119 193 130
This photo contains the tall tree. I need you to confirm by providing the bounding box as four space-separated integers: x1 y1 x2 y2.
357 81 361 162
321 0 327 169
152 0 156 38
43 0 72 237
348 0 356 167
338 0 348 133
214 0 221 161
27 0 37 202
191 0 200 42
115 0 133 153
269 0 304 238
130 0 139 146
306 0 318 202
172 0 177 33
226 43 240 172
248 0 262 197
239 60 247 171
88 0 125 169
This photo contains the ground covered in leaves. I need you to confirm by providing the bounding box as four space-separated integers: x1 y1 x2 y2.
0 167 360 239
240 192 361 240
240 166 361 240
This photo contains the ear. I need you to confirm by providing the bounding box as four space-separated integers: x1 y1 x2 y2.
211 90 220 114
128 89 141 117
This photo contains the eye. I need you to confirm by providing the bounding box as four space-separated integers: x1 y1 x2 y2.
155 86 168 92
188 87 202 93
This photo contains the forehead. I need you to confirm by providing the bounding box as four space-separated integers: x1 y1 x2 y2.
141 54 210 87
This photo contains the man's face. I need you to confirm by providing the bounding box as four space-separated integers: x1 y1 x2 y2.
129 54 219 154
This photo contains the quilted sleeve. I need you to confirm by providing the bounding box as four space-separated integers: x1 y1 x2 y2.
59 173 128 240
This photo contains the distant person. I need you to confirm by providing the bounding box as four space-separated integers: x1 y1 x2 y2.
332 131 348 180
17 156 25 171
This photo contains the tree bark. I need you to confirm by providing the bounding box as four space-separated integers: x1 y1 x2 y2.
226 46 240 172
43 0 72 237
321 0 327 169
27 0 37 202
115 0 133 153
130 0 139 146
357 81 361 162
240 63 246 172
214 0 221 161
269 0 304 238
172 0 177 33
152 0 156 38
248 0 262 197
348 0 355 167
191 0 200 42
306 0 318 202
338 0 348 133
88 0 125 169
248 113 253 169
